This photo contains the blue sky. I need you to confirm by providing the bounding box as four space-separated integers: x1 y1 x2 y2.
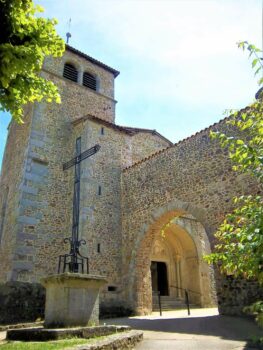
0 0 262 167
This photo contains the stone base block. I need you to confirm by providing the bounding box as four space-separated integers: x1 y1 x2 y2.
40 273 107 328
6 325 130 341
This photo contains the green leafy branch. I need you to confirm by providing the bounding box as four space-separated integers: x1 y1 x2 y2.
210 99 263 183
204 42 263 328
237 41 263 85
0 0 65 123
205 195 263 283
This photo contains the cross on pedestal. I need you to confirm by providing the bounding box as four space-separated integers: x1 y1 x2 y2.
58 137 100 274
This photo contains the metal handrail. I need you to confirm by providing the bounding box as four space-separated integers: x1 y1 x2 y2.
153 286 202 316
185 290 190 315
170 285 202 296
152 291 163 316
158 291 162 317
170 285 202 315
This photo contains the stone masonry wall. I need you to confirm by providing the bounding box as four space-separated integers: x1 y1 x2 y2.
70 119 171 308
129 132 170 167
43 50 116 123
121 131 171 168
0 47 171 315
121 119 261 314
0 48 118 283
0 105 34 282
217 276 263 315
2 45 258 318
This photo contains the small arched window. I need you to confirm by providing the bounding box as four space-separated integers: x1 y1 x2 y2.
83 72 97 91
63 63 78 82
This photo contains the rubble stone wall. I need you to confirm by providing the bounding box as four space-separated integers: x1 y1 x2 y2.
121 120 261 314
0 48 171 308
0 47 261 319
43 50 116 123
0 106 34 282
217 276 263 315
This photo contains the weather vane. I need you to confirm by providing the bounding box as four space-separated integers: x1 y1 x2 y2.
66 18 72 44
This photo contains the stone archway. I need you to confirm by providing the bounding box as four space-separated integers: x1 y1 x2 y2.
128 199 217 315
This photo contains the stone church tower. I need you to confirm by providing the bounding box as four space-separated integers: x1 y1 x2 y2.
0 45 262 317
0 45 172 312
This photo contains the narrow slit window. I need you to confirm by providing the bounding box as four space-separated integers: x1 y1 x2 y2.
98 186 102 196
101 127 104 135
63 63 78 82
83 72 97 91
97 244 101 253
108 286 117 292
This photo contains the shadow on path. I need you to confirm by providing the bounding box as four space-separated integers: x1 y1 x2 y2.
103 313 263 342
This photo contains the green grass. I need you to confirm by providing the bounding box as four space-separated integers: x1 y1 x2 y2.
0 338 92 350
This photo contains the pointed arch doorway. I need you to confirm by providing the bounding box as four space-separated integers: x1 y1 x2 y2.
150 217 204 303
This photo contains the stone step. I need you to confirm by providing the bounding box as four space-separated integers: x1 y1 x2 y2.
152 296 198 311
153 300 185 305
152 303 186 307
152 305 197 311
152 297 184 303
153 297 184 301
152 301 196 305
153 303 186 310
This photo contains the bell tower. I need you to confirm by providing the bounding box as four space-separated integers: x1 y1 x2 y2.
43 44 119 124
0 46 119 282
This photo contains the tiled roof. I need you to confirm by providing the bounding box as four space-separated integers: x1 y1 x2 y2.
120 126 173 145
66 45 120 78
71 115 133 134
122 114 234 172
71 115 173 144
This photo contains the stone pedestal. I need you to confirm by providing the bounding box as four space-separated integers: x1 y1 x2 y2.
40 273 107 328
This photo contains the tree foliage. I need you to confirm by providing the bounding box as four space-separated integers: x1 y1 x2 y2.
205 41 263 283
0 0 65 123
237 41 263 86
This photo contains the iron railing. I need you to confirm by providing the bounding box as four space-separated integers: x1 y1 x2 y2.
171 285 202 315
154 286 202 316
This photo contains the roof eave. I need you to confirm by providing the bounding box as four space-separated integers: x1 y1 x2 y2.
66 44 120 78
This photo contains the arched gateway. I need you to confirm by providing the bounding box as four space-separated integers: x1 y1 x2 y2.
124 200 217 315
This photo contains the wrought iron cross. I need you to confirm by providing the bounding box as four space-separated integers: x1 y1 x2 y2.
58 137 100 274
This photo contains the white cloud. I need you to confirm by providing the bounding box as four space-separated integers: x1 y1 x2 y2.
37 0 262 140
1 0 261 167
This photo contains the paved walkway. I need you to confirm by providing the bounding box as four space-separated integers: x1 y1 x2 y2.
0 308 262 349
103 308 263 350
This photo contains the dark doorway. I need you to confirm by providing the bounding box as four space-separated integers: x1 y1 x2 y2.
151 261 169 296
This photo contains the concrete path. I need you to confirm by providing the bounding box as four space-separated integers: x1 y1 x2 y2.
102 308 263 350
